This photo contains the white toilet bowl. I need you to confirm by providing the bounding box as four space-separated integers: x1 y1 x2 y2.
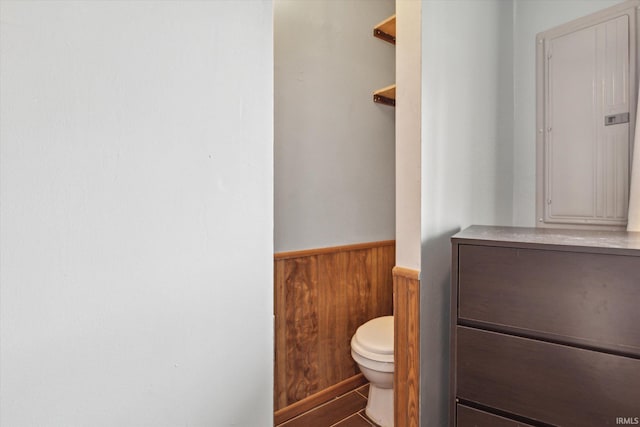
351 315 394 427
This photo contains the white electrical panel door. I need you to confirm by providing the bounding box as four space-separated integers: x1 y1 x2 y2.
542 14 632 227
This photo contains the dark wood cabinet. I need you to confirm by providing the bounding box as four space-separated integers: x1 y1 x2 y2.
457 404 533 427
450 226 640 427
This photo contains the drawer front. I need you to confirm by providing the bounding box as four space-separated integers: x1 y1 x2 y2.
457 326 640 427
457 404 533 427
458 244 640 355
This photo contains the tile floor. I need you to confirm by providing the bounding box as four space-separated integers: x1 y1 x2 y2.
276 384 380 427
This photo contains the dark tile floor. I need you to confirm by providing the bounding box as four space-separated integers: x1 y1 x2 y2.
276 384 380 427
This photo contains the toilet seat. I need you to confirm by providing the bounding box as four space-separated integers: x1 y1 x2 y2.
351 316 394 364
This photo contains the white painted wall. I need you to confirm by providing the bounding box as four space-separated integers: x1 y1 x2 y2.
421 1 515 425
0 2 273 426
396 0 422 271
512 0 621 226
274 0 395 252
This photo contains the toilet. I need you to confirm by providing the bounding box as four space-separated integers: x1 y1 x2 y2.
351 315 394 427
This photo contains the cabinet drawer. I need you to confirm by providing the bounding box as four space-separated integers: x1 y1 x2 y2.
458 244 640 355
457 404 533 427
457 327 640 427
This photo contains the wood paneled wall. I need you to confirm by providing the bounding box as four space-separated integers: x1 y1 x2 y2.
393 266 420 427
274 241 395 411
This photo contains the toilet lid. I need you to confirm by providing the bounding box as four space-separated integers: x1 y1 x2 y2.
352 316 394 359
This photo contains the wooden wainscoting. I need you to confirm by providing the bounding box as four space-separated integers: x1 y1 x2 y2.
274 241 395 414
393 266 420 427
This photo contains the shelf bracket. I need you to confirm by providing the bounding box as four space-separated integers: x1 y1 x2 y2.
373 94 396 107
373 28 396 45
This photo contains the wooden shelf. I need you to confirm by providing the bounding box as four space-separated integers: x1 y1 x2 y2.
373 14 396 45
373 84 396 106
372 15 396 106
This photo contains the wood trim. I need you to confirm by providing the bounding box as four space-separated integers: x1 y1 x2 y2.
392 265 420 280
274 259 287 409
275 240 395 260
273 374 367 426
393 266 420 427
